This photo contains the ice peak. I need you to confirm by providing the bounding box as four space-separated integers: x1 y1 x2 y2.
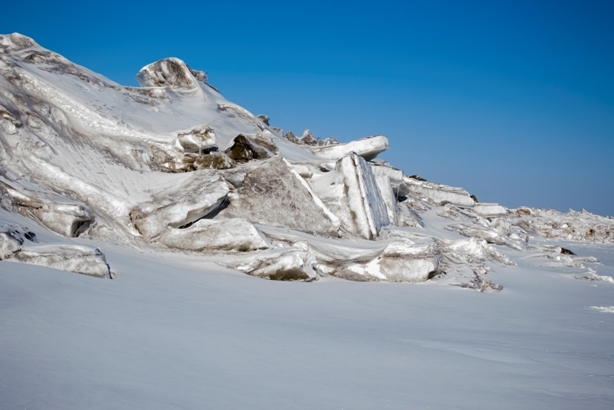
0 33 39 52
136 57 207 89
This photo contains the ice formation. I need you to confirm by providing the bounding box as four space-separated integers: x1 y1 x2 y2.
1 32 613 287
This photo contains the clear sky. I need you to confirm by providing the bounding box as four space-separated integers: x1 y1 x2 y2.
2 0 613 215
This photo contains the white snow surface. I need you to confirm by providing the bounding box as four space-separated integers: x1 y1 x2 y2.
1 33 614 408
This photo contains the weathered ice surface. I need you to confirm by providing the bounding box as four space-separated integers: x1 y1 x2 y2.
310 135 389 161
310 153 390 239
220 157 341 236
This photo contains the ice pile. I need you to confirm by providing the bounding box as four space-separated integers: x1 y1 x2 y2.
1 33 612 287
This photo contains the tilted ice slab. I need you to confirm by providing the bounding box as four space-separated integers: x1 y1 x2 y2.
310 153 390 239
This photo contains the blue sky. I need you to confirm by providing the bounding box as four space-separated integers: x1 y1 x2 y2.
3 0 613 215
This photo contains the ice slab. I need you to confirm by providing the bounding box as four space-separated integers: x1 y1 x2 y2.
310 153 390 239
227 246 319 281
473 203 508 217
6 244 110 278
130 171 229 240
404 177 475 207
219 157 341 236
323 240 440 282
158 218 270 252
310 135 389 161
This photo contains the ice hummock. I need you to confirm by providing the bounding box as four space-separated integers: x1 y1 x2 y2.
0 32 613 287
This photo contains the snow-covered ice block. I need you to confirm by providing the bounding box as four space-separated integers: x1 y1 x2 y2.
220 157 341 236
310 153 390 239
158 218 270 252
473 203 508 217
131 171 229 240
443 237 515 266
6 244 110 278
310 135 389 161
324 240 440 282
228 246 319 281
5 185 95 238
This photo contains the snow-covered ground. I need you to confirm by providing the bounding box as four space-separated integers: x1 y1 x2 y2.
1 33 613 409
1 209 613 409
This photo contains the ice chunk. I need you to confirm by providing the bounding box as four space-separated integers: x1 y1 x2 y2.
225 134 277 163
130 171 229 240
6 245 110 278
157 218 270 252
310 135 389 161
404 177 475 207
174 125 217 154
219 157 341 236
370 163 410 197
310 153 390 239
